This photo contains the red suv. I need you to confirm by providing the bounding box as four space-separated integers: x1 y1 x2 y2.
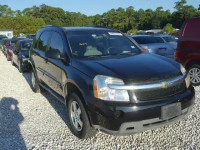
175 17 200 86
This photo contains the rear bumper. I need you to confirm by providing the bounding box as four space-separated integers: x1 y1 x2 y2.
89 86 195 135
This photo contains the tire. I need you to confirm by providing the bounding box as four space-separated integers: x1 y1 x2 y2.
7 53 10 61
188 64 200 86
67 93 97 139
11 57 15 66
30 69 40 93
18 60 23 73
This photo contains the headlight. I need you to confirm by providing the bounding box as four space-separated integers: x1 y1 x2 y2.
93 75 129 102
185 74 190 88
180 64 186 74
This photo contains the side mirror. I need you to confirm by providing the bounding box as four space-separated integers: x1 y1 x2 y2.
45 49 62 60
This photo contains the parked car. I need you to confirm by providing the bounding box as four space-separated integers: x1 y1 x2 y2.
159 35 178 43
1 38 10 55
175 17 200 86
28 34 36 39
6 37 25 61
130 35 175 59
11 39 32 72
0 36 8 51
29 26 194 139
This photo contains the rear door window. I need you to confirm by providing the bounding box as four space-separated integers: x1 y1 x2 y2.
37 31 52 52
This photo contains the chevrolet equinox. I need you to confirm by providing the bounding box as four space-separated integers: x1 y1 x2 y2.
29 26 195 139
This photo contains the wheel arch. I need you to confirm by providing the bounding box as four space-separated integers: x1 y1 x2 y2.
185 60 200 70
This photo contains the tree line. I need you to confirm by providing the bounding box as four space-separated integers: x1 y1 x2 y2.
0 0 199 35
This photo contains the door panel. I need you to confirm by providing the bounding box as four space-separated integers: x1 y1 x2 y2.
43 31 64 96
33 31 52 82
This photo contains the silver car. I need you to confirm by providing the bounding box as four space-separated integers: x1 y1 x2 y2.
130 35 175 59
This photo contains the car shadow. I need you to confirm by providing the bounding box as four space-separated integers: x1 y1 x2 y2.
22 72 31 87
0 97 26 150
22 73 71 128
41 91 70 127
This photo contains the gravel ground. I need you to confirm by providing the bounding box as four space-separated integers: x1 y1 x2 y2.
0 52 200 150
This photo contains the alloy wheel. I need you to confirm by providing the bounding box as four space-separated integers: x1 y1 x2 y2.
70 101 83 132
188 67 200 84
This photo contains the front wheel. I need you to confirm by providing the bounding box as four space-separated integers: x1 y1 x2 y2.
18 60 23 73
68 93 97 139
188 64 200 86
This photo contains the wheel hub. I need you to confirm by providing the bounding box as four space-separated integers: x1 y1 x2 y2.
70 101 83 132
189 68 200 84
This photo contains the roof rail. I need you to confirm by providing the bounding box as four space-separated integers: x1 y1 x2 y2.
84 25 114 30
41 25 60 28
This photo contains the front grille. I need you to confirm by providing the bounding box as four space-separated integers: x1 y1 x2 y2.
133 81 186 101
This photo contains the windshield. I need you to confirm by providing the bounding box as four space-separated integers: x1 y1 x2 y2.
20 41 32 51
2 39 9 44
132 36 165 44
67 30 141 58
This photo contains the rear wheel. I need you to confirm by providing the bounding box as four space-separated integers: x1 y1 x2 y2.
30 69 40 93
188 64 200 86
6 53 10 61
67 93 96 139
11 56 15 66
18 60 23 73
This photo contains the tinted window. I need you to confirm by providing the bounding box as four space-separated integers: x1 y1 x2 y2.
16 42 20 51
37 31 51 51
49 32 64 53
162 36 177 43
67 30 141 58
132 36 165 44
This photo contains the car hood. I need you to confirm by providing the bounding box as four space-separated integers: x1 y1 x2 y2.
19 51 29 58
72 53 181 83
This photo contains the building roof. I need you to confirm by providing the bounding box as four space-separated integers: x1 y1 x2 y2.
0 29 13 31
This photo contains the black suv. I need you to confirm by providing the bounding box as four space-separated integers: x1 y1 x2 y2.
29 26 195 139
12 39 33 72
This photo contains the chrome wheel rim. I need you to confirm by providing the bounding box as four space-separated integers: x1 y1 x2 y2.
31 72 36 88
70 101 83 131
188 68 200 84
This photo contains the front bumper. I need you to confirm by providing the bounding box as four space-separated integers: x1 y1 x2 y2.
21 58 30 71
89 86 195 135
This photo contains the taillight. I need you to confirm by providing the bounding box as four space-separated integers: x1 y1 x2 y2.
175 49 180 61
143 48 149 52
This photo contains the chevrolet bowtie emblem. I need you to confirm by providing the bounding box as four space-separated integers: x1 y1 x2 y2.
161 82 170 88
